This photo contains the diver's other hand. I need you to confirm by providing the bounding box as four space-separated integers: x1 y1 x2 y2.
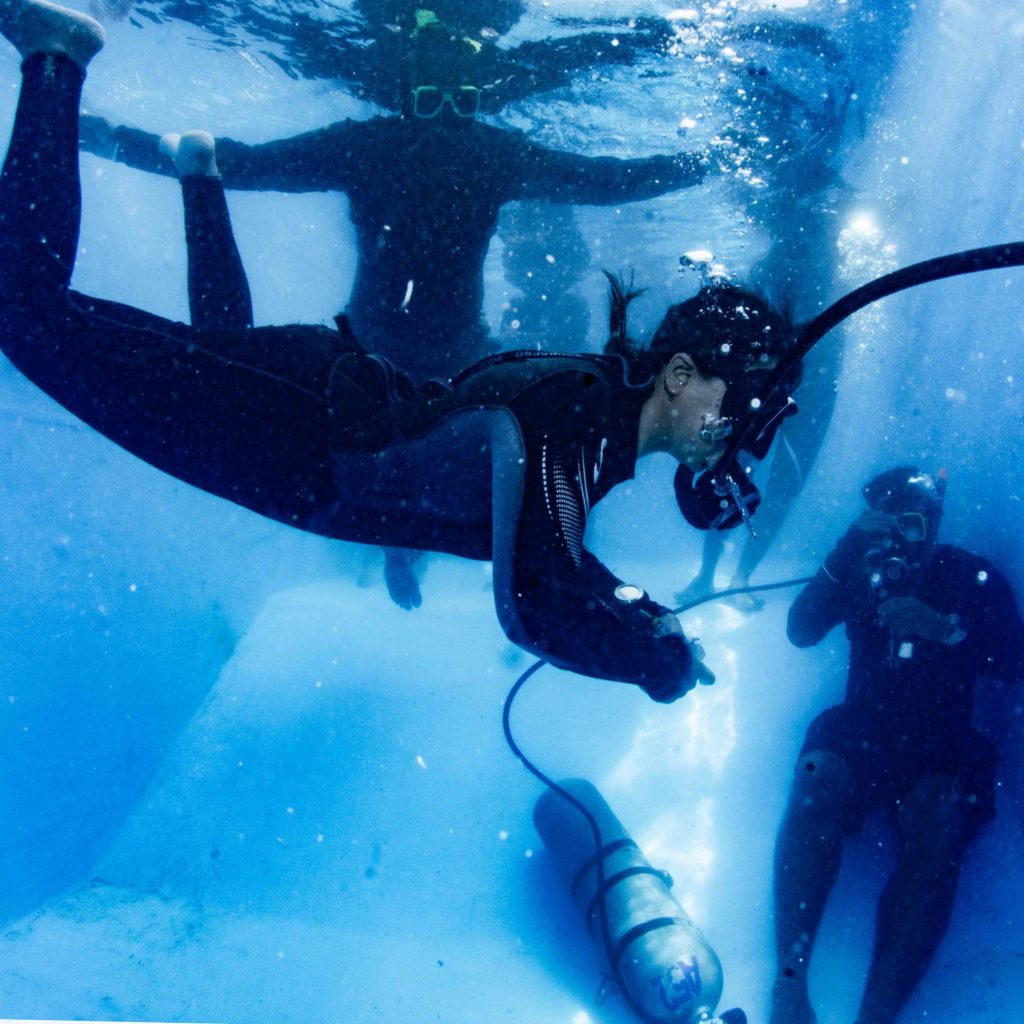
687 638 716 687
653 614 717 684
79 112 116 158
877 596 951 643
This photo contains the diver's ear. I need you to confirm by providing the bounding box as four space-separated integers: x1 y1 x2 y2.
664 353 698 399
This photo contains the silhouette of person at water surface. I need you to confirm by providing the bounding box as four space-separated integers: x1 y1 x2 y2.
80 9 711 380
89 0 679 114
82 0 888 381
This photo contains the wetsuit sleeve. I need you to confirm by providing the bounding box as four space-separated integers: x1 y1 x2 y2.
489 22 674 107
490 376 692 700
508 134 708 205
961 562 1024 684
100 121 353 192
787 528 864 647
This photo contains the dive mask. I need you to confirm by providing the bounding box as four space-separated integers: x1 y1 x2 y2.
411 85 481 119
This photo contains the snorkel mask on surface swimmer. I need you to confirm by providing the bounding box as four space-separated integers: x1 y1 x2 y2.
406 8 484 119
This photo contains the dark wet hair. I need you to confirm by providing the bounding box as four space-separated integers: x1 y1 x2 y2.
863 465 945 517
603 274 796 389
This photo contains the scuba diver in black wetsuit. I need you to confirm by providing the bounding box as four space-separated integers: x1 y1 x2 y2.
0 1 799 702
78 10 710 382
79 6 711 612
771 467 1024 1024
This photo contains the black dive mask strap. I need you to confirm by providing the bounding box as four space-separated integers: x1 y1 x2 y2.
703 240 1024 530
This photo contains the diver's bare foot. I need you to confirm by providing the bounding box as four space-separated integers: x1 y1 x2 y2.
159 130 219 178
674 574 715 607
0 0 105 66
384 547 423 611
725 577 764 613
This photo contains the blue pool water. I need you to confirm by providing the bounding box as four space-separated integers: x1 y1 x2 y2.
0 2 1021 1022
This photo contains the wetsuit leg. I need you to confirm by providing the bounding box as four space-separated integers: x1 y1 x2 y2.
0 53 344 535
0 53 81 299
180 174 254 329
770 749 857 1024
855 774 976 1024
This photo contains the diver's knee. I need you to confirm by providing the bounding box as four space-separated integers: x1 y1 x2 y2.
786 750 854 822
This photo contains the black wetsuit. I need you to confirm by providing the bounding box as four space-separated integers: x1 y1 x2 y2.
179 175 253 330
788 530 1024 834
97 109 705 379
0 53 690 699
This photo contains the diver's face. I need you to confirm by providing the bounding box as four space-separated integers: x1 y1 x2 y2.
663 358 729 471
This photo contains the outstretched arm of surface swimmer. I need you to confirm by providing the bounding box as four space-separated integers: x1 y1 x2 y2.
509 131 709 206
486 19 676 108
79 114 353 192
488 397 693 701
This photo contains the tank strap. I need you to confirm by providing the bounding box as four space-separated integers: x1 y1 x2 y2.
613 916 691 966
570 838 637 900
585 866 673 935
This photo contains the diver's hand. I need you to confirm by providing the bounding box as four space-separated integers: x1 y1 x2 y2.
652 615 717 684
877 596 951 643
647 631 715 704
79 112 117 158
824 512 895 584
687 639 716 686
652 611 683 638
852 509 898 536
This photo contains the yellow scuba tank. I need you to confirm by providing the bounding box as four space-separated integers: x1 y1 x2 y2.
534 778 733 1024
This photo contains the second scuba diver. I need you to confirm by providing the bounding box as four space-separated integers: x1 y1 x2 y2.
772 466 1024 1024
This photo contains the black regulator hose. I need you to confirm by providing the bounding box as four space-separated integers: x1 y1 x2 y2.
502 574 813 1023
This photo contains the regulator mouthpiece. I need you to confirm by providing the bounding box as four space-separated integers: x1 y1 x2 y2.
675 463 762 533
